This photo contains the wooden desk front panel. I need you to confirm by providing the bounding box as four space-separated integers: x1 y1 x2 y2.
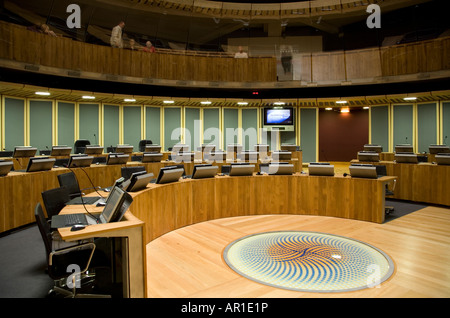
130 174 389 244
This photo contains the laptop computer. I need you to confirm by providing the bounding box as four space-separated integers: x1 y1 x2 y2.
51 186 133 228
0 161 13 176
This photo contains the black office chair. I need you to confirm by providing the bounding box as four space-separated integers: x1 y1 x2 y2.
376 165 396 214
57 172 83 199
121 166 146 180
0 150 13 157
74 139 90 154
35 203 109 298
41 187 71 218
139 139 152 152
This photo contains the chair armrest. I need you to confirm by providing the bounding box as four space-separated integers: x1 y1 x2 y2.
49 242 96 275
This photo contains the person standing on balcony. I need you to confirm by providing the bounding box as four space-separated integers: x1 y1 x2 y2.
110 21 125 48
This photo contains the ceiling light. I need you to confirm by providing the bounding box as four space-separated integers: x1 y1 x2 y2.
341 108 350 113
363 106 369 109
82 95 95 100
163 100 174 104
336 100 347 104
403 97 417 101
237 102 248 105
124 98 136 102
201 101 211 105
325 108 333 111
274 102 285 105
35 91 50 96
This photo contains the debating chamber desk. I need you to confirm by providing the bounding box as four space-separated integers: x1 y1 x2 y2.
53 171 395 298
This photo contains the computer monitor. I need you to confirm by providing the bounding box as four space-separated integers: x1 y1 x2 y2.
142 153 163 163
429 145 450 154
107 153 129 165
199 144 216 153
349 165 378 179
280 144 297 152
227 144 243 153
173 152 195 163
357 151 380 162
308 164 335 176
239 151 258 161
204 151 227 162
155 167 184 184
229 164 255 176
99 186 133 223
395 153 418 164
115 144 134 154
171 144 189 154
395 144 414 153
363 144 383 153
13 147 37 158
51 146 72 156
84 145 103 155
124 172 154 192
254 144 269 153
192 164 218 179
25 157 56 172
0 161 13 176
68 155 94 168
144 145 162 153
266 163 294 175
435 154 450 165
272 151 292 161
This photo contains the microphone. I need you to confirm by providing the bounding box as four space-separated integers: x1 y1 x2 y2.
445 136 448 145
94 134 97 146
405 137 408 144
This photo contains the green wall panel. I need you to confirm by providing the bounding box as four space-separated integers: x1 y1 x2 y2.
29 100 52 152
145 107 160 145
203 108 220 147
185 108 201 151
443 102 450 145
123 106 141 151
223 108 239 147
370 106 389 152
393 104 413 148
57 102 75 149
79 103 99 145
104 105 120 151
241 108 258 150
300 108 317 163
417 103 437 153
164 107 181 151
4 97 24 150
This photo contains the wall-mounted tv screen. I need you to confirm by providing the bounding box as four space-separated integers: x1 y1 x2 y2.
263 108 294 131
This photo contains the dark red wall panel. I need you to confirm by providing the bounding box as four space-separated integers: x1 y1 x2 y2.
318 108 369 162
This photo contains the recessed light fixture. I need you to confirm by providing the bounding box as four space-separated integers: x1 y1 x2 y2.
82 95 95 100
274 102 285 106
124 98 136 102
363 106 369 109
201 101 211 105
325 107 333 111
35 91 50 96
341 108 350 113
237 102 248 105
336 100 347 104
403 97 417 101
163 100 175 104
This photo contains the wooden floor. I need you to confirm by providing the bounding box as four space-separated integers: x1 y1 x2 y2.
146 206 450 298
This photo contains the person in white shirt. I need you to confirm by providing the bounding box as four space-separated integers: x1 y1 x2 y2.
234 46 248 58
110 21 125 48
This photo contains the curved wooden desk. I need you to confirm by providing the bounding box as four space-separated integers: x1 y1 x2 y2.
57 172 394 298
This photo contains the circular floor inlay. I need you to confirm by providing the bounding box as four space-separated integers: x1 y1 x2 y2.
223 231 394 292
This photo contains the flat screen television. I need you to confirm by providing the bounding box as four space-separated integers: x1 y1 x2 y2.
51 146 72 156
192 164 218 179
0 161 13 176
68 155 94 168
263 108 295 131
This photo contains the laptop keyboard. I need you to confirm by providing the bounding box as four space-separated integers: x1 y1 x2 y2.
64 214 87 226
